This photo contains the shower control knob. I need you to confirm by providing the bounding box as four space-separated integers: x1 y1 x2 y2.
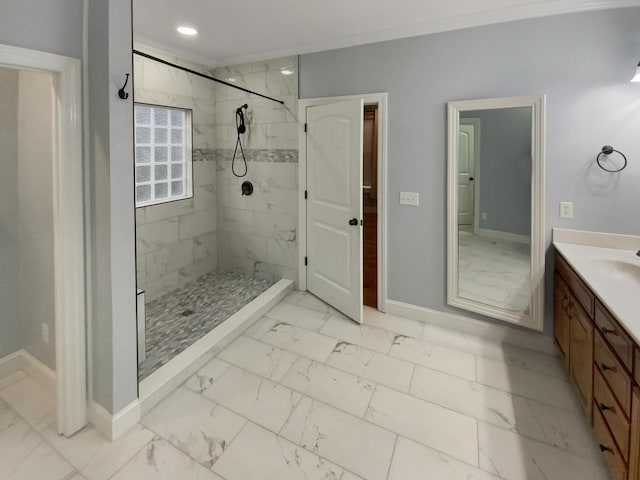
348 218 358 226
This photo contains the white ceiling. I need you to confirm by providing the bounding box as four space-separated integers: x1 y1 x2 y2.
132 0 638 67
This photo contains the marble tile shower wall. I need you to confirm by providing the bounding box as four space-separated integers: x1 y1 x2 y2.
212 56 299 285
133 45 218 301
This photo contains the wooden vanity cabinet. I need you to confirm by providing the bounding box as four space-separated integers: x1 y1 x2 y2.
554 250 640 480
553 272 571 369
628 388 640 480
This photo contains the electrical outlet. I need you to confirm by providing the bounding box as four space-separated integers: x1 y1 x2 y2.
481 212 487 220
560 201 574 219
400 192 419 206
41 323 49 343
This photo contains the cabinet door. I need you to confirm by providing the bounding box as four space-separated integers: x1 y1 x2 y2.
569 297 594 421
630 387 640 480
554 272 571 369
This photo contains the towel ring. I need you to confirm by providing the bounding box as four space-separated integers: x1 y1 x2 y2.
596 145 627 173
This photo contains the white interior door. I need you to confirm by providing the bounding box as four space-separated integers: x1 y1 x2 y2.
306 100 364 323
458 123 475 226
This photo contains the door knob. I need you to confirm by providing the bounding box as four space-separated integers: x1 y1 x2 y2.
469 177 474 181
348 218 358 226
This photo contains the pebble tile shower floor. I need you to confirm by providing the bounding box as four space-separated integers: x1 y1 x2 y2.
138 270 274 379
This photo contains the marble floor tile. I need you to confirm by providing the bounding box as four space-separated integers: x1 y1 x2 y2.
283 290 345 319
7 442 75 480
363 307 424 339
326 341 415 393
265 301 332 331
410 366 598 457
388 436 501 480
111 437 224 480
184 358 232 394
41 423 155 480
258 321 339 362
142 387 246 468
218 335 298 382
340 472 365 480
281 397 396 480
243 316 279 339
69 474 87 480
1 376 56 431
478 421 609 480
389 334 477 380
280 358 375 417
476 357 579 411
0 402 45 480
212 422 343 480
365 385 478 465
204 366 301 432
319 317 394 354
0 369 27 392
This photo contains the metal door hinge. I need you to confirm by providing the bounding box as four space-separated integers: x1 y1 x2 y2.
304 256 308 266
304 190 308 199
304 123 307 133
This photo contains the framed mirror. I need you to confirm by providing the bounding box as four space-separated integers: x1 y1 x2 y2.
447 95 545 331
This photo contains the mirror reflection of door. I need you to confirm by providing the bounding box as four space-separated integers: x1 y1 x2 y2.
457 121 476 228
458 107 532 315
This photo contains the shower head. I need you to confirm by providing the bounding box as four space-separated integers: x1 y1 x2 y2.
236 104 248 114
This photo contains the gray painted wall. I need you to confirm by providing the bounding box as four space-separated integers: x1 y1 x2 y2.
462 108 532 237
88 0 138 413
0 68 21 359
300 8 640 334
18 70 57 370
0 0 83 58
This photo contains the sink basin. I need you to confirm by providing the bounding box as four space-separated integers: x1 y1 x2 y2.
589 259 640 285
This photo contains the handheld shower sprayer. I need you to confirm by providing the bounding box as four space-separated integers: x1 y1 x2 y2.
232 104 249 177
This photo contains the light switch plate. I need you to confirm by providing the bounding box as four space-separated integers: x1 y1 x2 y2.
560 201 573 219
400 192 419 206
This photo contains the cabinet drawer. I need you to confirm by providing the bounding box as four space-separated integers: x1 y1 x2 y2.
595 300 633 371
593 404 629 480
595 332 632 417
594 367 630 460
556 254 594 317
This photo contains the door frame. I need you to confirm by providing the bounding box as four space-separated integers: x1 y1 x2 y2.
298 93 388 312
459 118 481 234
0 44 87 435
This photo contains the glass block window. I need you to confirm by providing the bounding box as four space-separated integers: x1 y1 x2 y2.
134 104 193 207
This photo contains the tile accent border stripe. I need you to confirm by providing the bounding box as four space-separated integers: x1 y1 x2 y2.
216 148 298 163
385 299 556 356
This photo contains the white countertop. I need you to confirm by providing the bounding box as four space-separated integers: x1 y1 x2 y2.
553 229 640 345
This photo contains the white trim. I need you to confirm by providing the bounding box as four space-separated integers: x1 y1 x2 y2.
0 350 57 394
139 279 293 413
0 44 87 436
90 399 141 441
385 299 556 355
447 95 546 332
476 228 531 245
298 93 388 312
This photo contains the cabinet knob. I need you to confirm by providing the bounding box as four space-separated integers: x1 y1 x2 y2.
600 326 616 336
599 444 611 453
600 363 613 372
598 402 612 412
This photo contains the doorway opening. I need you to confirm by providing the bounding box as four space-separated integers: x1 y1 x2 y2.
298 93 387 324
0 45 86 437
363 105 378 309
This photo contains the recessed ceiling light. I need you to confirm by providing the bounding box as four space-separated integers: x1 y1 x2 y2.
177 26 198 36
226 78 237 83
281 69 294 76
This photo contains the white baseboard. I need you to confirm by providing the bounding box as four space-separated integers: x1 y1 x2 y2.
384 299 556 355
476 227 530 245
0 349 56 394
90 399 141 441
139 279 294 414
